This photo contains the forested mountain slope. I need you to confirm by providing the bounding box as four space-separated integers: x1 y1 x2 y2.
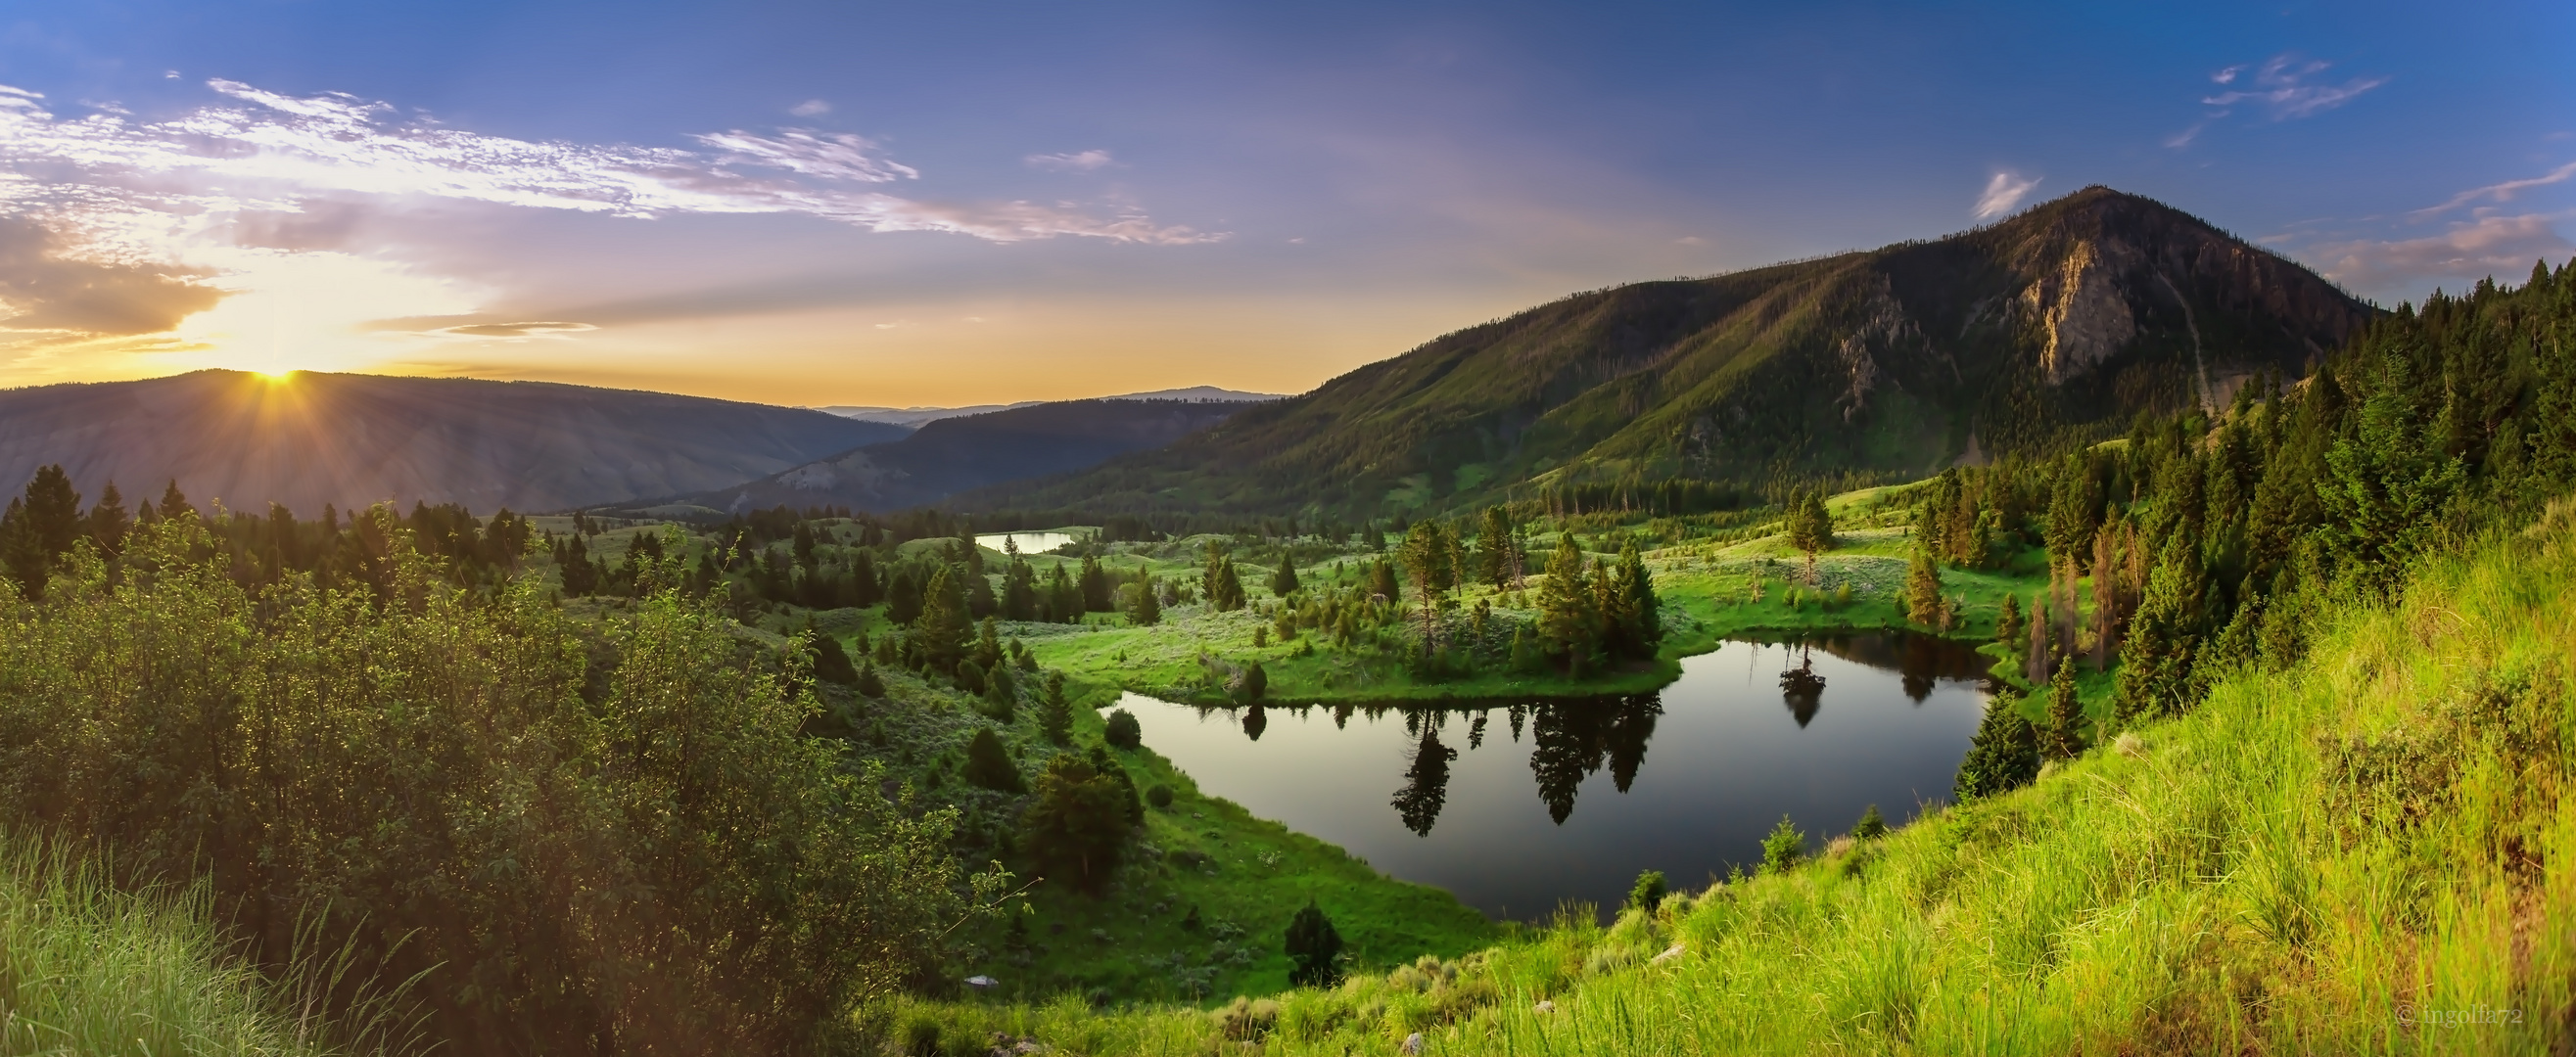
958 187 2372 519
678 397 1258 514
0 369 908 515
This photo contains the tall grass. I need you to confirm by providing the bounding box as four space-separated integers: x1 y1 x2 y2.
0 834 371 1057
877 515 2576 1054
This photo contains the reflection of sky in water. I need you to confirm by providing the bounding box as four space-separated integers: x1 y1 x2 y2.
1121 634 1991 921
973 531 1082 554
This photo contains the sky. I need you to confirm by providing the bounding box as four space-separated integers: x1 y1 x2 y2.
0 0 2569 408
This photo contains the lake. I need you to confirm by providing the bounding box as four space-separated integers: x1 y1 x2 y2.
973 530 1087 554
1118 632 1995 921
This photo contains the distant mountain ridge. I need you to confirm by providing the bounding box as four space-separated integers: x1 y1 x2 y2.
0 370 908 515
665 397 1260 515
818 386 1281 427
955 187 2378 518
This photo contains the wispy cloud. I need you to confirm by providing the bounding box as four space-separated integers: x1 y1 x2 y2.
1025 149 1115 172
440 321 596 339
1973 171 2040 221
788 99 830 117
2412 161 2576 217
0 76 1224 360
2309 211 2574 297
0 78 1218 242
2200 54 2387 120
2210 65 2245 85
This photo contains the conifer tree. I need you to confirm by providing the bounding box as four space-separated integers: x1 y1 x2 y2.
1268 561 1300 597
1126 571 1161 626
2116 535 2208 724
1612 540 1660 660
1045 564 1080 622
961 727 1024 793
1078 554 1111 612
1039 670 1072 744
856 659 886 697
157 479 192 521
86 481 128 557
1995 592 2023 651
1786 489 1835 584
1954 699 2038 799
913 567 972 673
1241 661 1267 702
1903 541 1944 626
1398 522 1455 650
2044 661 2084 758
812 633 860 685
1536 532 1596 669
1477 505 1515 588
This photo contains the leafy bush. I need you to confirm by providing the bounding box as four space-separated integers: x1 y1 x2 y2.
1103 709 1143 750
0 512 989 1054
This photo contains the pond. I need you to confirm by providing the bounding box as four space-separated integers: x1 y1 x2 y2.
973 530 1087 554
1118 632 1995 921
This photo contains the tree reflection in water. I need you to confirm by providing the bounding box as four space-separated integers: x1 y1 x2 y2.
1241 703 1267 741
1526 694 1663 824
1390 724 1458 837
1779 647 1827 727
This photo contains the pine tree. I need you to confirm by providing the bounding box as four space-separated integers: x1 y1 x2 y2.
1786 489 1835 584
856 660 886 697
1760 815 1805 874
157 479 192 521
2116 535 2208 724
1954 698 2039 800
1612 540 1660 660
1078 554 1112 612
1903 542 1944 625
1995 592 2023 651
1398 522 1454 650
913 567 972 673
812 634 860 685
2044 661 2084 758
1045 564 1080 622
1268 561 1300 597
1241 661 1267 702
1477 506 1514 588
86 481 128 557
1536 532 1596 669
961 727 1024 793
1850 804 1888 841
1039 670 1072 744
1126 571 1161 626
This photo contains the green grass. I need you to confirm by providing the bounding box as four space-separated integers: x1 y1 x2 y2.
0 834 390 1057
952 694 1502 1005
861 509 2576 1054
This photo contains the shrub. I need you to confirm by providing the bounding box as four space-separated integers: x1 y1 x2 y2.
960 728 1023 794
1104 709 1143 750
1147 785 1175 809
1760 815 1804 874
1284 901 1343 988
1850 803 1887 840
1626 869 1666 913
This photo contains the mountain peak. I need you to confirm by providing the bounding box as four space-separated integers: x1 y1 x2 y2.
962 191 2374 519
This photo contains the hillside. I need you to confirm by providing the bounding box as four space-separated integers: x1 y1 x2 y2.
0 369 909 515
674 397 1258 514
956 187 2374 519
820 387 1282 428
887 511 2576 1055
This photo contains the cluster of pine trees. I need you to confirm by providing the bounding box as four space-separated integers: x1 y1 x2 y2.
1955 258 2576 799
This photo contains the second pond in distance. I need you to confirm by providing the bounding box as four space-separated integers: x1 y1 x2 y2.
1119 632 1993 922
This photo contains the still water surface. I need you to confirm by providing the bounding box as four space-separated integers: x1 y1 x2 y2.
1120 633 1993 921
972 530 1085 554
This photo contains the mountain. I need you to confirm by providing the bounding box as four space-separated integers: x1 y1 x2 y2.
0 370 911 515
817 386 1281 427
671 397 1260 515
956 187 2377 518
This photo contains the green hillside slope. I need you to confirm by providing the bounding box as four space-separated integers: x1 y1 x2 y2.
864 502 2576 1056
958 187 2371 520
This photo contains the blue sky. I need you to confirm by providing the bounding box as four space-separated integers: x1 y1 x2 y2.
0 0 2568 405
